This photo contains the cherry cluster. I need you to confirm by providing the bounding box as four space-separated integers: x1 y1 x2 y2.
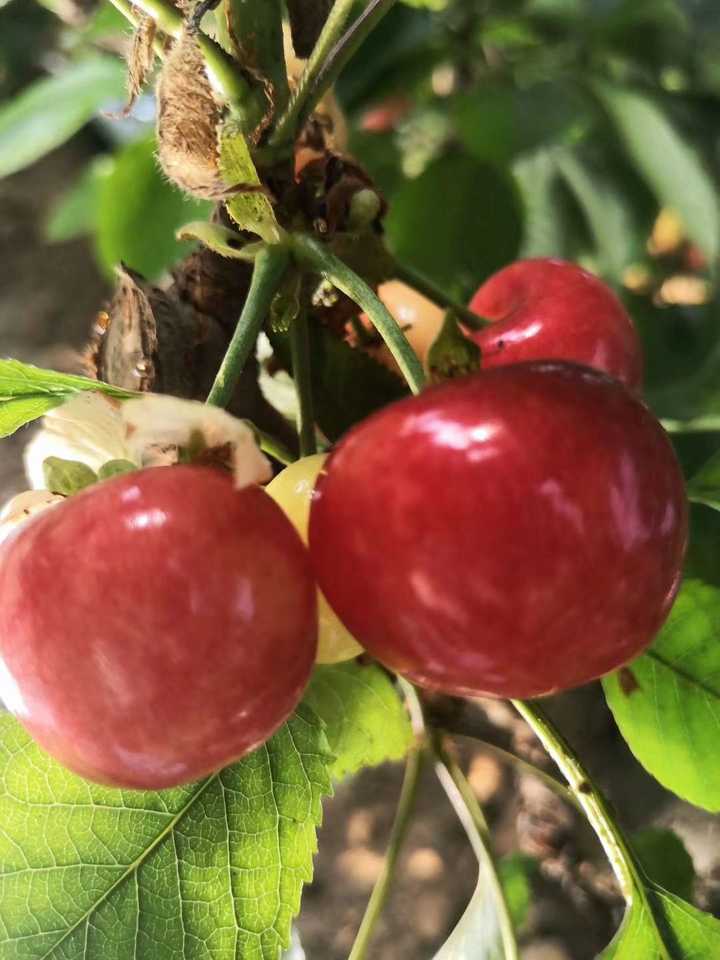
0 259 687 790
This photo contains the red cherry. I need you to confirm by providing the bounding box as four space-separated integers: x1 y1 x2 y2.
0 466 317 789
309 363 687 700
468 259 643 390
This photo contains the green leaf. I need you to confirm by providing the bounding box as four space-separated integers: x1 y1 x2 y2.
0 57 125 179
632 829 695 901
498 855 536 931
303 661 413 780
0 359 133 436
0 358 133 400
221 121 281 245
0 704 332 960
595 83 720 262
0 396 64 438
46 155 114 244
384 153 523 301
453 82 587 166
600 887 720 958
604 579 720 811
96 137 211 281
97 459 138 481
43 457 98 495
426 311 481 384
555 148 643 282
687 450 720 511
512 149 588 260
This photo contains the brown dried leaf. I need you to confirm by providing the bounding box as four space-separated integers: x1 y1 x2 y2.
123 14 157 116
156 32 225 199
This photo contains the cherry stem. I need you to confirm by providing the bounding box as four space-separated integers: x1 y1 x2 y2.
270 0 355 148
432 734 520 960
290 234 426 394
400 681 519 960
393 261 491 332
347 745 424 960
289 307 317 457
206 244 290 408
107 0 262 121
254 427 295 466
661 415 720 434
270 0 398 148
453 735 581 810
511 698 667 951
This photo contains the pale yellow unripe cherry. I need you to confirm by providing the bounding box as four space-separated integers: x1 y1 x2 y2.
266 455 364 665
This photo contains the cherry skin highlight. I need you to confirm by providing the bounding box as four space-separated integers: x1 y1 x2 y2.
266 454 364 664
468 259 643 390
0 466 317 789
309 363 687 700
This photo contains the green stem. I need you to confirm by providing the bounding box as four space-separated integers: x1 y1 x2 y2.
291 234 426 394
512 700 659 924
207 245 290 408
254 428 296 466
347 746 424 960
454 736 581 811
661 415 720 434
399 680 519 960
393 261 490 332
113 0 180 33
432 734 520 960
107 0 144 29
109 0 261 119
289 308 317 457
297 0 399 128
270 0 357 147
225 0 290 113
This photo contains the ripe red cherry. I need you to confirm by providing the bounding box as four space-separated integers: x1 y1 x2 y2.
468 259 643 390
0 466 317 789
309 363 686 700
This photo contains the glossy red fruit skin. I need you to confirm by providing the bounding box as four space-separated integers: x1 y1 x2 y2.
468 259 643 390
0 466 317 789
309 363 687 700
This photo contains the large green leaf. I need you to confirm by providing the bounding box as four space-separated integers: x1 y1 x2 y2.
304 661 413 780
0 705 332 960
604 579 720 811
0 57 125 179
600 887 720 958
46 156 114 244
632 828 695 902
96 137 211 281
595 83 720 262
0 359 134 437
555 148 653 282
453 82 587 166
512 149 589 261
384 152 523 301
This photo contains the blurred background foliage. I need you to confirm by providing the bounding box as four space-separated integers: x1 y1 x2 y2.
1 0 720 429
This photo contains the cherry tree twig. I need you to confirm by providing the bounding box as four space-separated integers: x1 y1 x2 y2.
207 245 290 408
